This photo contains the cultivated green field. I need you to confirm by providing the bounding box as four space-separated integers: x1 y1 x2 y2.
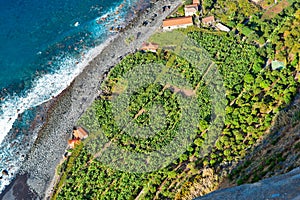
52 2 300 198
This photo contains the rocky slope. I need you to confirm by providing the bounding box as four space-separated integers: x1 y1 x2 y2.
195 167 300 200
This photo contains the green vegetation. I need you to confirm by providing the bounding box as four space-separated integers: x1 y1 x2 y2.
245 1 299 59
52 143 84 200
175 5 185 17
202 0 259 25
188 30 298 166
259 0 275 9
52 1 300 199
228 92 300 185
202 0 300 61
184 0 193 5
53 29 299 199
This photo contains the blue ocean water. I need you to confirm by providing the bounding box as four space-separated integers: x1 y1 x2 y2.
0 0 150 192
1 0 109 88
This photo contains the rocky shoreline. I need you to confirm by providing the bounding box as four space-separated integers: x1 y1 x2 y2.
0 0 182 199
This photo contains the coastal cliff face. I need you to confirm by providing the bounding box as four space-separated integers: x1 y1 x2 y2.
195 167 300 200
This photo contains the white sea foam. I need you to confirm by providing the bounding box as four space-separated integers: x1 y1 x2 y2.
0 1 127 145
0 34 116 193
92 3 127 37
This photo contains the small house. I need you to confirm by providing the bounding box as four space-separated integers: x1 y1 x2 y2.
140 42 159 52
184 4 198 16
216 23 230 32
73 127 89 139
162 16 193 31
271 60 285 70
202 16 215 26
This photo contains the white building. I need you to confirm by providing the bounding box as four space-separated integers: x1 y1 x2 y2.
184 4 198 16
216 23 231 32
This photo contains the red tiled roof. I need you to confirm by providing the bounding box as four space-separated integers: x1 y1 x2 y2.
185 8 197 14
202 16 215 23
141 42 159 51
185 3 198 8
162 16 193 27
68 138 80 149
73 127 88 139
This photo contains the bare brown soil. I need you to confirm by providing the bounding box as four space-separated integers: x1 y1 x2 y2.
262 0 290 19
